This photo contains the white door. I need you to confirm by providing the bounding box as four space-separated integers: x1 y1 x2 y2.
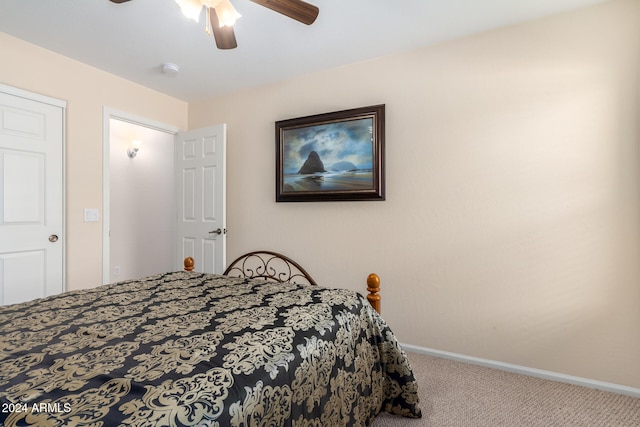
175 124 226 274
0 86 65 305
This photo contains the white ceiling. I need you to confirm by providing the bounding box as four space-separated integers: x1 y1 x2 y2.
0 0 609 102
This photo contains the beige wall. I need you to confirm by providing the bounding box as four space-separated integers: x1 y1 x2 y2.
189 0 640 388
0 33 188 290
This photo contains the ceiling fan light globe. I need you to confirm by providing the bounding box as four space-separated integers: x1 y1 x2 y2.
201 0 219 8
215 0 241 27
175 0 203 22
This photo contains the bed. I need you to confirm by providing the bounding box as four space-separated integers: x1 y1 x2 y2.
0 251 421 426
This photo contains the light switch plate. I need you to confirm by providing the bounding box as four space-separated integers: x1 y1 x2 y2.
84 208 99 222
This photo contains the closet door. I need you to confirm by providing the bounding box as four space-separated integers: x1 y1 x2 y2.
0 86 65 305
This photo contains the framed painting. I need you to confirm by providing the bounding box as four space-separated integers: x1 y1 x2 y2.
275 104 385 202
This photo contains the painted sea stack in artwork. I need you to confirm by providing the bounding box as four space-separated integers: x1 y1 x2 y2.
297 151 326 174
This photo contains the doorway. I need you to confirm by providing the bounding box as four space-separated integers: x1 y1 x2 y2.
102 109 178 284
102 110 228 283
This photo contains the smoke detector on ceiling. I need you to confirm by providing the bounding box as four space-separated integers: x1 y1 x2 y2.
161 63 180 75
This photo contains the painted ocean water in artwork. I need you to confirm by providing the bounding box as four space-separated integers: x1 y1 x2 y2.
283 169 374 192
282 117 375 192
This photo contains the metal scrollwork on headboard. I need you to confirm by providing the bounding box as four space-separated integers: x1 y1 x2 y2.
223 251 318 286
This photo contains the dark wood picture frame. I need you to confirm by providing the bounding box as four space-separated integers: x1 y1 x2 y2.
276 104 385 202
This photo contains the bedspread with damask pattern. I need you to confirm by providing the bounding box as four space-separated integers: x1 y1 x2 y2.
0 271 421 426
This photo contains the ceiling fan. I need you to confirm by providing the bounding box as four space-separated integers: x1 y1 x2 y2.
109 0 319 50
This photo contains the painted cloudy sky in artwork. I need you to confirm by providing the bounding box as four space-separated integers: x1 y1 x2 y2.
282 118 373 174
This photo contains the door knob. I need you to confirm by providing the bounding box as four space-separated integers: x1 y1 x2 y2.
49 234 59 242
208 228 222 235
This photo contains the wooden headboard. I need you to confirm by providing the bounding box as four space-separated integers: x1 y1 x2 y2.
183 256 381 314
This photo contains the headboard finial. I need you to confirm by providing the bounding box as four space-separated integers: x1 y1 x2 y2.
184 257 195 272
366 273 381 313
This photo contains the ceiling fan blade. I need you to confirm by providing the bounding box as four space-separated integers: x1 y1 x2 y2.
109 0 132 3
210 8 238 50
249 0 318 25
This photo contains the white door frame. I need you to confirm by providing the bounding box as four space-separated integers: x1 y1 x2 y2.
101 108 179 284
0 83 67 297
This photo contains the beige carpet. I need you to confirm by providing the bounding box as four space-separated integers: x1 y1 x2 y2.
372 351 640 426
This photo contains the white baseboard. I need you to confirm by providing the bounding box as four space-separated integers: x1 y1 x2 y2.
400 343 640 399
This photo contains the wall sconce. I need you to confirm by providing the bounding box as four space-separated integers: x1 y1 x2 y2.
127 140 142 158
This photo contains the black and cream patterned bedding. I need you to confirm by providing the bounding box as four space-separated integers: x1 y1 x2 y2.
0 271 421 426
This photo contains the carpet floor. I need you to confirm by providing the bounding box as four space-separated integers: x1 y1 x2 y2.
372 351 640 426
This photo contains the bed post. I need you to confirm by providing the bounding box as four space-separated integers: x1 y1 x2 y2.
367 273 381 313
184 257 194 272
